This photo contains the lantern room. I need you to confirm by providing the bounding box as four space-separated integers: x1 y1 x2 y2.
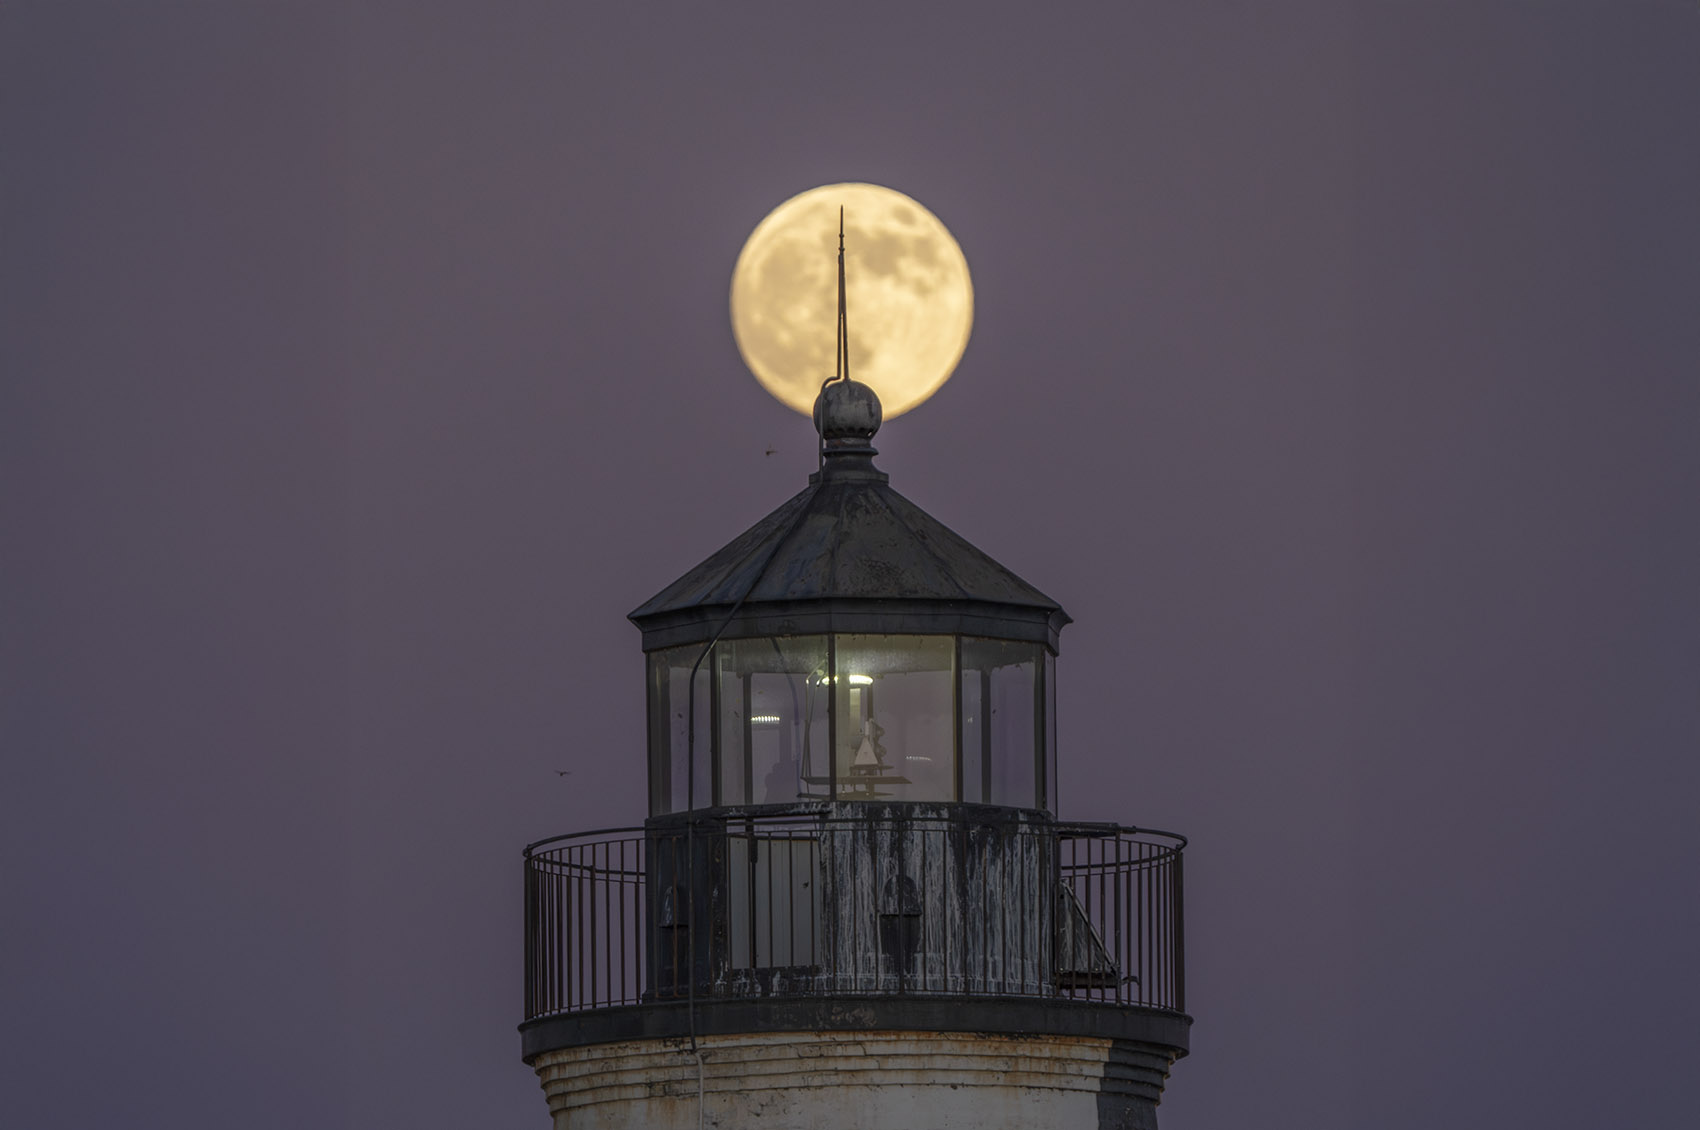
630 377 1069 818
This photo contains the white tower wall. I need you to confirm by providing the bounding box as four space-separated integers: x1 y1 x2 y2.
534 1029 1176 1130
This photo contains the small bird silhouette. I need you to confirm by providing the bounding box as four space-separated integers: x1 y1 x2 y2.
555 770 573 777
764 447 777 457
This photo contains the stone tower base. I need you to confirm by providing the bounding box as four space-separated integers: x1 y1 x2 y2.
532 1028 1178 1130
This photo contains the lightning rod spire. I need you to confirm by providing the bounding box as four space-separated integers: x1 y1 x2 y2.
835 206 849 385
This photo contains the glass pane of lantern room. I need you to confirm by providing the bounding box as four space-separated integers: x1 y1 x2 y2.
960 656 983 803
1045 651 1057 813
648 646 711 815
833 635 954 802
715 636 831 806
961 638 1039 808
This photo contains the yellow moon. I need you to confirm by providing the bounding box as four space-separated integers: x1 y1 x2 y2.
730 183 973 419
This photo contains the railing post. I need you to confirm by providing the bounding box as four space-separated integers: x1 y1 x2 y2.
523 853 534 1019
1172 847 1185 1015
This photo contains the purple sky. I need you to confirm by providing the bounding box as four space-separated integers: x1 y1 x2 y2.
4 4 1697 1128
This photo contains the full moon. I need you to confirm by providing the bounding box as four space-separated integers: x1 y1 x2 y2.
730 183 973 419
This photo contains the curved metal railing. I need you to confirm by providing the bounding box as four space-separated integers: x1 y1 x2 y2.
523 809 1184 1022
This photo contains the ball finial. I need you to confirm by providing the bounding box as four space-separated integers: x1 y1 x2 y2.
814 378 882 455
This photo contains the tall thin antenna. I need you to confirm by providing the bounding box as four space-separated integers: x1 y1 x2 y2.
835 206 849 384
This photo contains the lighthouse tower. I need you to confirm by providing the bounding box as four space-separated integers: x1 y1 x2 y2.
520 370 1191 1127
521 215 1188 1128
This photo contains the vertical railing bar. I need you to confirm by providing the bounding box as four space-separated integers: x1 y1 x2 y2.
1104 837 1112 1004
632 837 640 1004
559 849 569 1012
538 857 548 1015
765 819 778 971
1140 842 1147 1006
1110 834 1123 1004
617 839 627 1003
896 819 907 995
1125 841 1135 1007
1159 843 1169 1009
922 825 932 994
986 827 995 993
822 821 834 991
650 836 658 1001
571 842 578 1005
1152 844 1162 1010
1161 845 1171 1009
810 825 820 975
1132 841 1142 1006
665 836 676 1000
1081 832 1094 999
575 845 586 1010
1159 843 1167 1008
604 840 614 1006
1164 845 1173 1008
666 836 677 1000
1169 845 1177 1009
1019 823 1029 995
1144 843 1153 1007
570 848 580 1010
590 843 600 1006
999 824 1008 994
1099 836 1108 1004
1084 835 1096 1001
523 857 533 1018
1133 840 1142 1006
1059 835 1070 1001
1145 841 1155 1006
597 840 608 1006
605 836 612 1005
1080 835 1091 1000
608 836 615 1005
589 843 597 1007
1106 836 1115 1002
1107 837 1118 1005
564 846 574 1010
1153 842 1162 1008
552 855 560 1013
1174 846 1186 1015
539 857 548 1015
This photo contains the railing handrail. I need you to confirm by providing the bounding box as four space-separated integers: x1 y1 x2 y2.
1052 820 1188 850
526 811 1186 858
525 824 647 856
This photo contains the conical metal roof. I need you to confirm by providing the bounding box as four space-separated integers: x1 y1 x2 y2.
630 381 1069 652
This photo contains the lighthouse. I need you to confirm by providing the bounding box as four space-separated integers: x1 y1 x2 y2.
520 221 1190 1129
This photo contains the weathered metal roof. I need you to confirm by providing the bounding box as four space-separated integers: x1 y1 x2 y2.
634 473 1063 612
630 378 1070 651
631 464 1068 652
